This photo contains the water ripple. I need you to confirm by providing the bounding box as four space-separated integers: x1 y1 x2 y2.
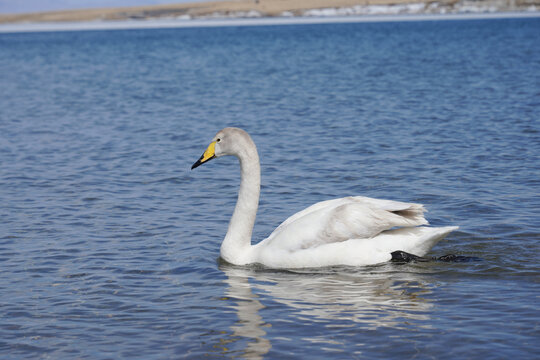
0 18 539 359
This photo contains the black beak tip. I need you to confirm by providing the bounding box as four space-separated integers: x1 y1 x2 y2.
191 154 215 170
191 159 202 170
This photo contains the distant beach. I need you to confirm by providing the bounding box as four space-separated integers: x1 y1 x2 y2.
0 0 538 31
0 11 538 33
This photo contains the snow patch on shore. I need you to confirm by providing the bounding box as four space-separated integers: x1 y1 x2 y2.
303 3 427 16
298 1 538 17
201 10 263 19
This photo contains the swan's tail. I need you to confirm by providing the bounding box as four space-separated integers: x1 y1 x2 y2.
377 226 459 257
408 226 459 256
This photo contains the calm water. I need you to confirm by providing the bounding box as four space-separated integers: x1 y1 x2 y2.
1 18 539 359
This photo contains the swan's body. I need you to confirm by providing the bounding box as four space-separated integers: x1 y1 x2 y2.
192 127 457 268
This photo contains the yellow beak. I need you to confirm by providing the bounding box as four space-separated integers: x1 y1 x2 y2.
191 141 216 170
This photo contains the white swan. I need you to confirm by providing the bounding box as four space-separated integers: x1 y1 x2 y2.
191 127 458 268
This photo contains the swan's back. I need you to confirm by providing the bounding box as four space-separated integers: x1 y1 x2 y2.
262 196 427 248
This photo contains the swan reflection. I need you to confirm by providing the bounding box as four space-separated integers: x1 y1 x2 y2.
220 264 272 360
220 262 435 356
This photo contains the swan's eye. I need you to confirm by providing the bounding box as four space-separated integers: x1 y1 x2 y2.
216 138 221 143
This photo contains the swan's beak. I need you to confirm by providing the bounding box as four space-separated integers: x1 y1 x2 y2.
191 141 216 170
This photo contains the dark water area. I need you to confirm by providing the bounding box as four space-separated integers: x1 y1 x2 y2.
0 18 539 359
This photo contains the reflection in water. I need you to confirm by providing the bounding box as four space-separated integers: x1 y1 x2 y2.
221 266 272 360
220 263 435 356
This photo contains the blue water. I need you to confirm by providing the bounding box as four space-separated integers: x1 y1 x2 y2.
1 17 539 359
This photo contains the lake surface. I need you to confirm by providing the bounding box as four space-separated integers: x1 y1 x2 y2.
1 17 539 359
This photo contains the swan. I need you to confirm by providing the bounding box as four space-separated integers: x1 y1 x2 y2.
191 127 458 268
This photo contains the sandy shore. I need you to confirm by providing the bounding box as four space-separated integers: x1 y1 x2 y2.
0 0 538 24
0 12 539 33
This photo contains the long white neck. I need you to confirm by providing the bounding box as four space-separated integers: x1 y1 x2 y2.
220 142 260 265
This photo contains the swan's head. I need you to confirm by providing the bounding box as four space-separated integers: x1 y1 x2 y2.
191 127 256 170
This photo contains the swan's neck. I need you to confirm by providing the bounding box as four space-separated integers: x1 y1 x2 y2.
220 147 260 265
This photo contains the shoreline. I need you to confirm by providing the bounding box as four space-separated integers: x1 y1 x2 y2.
0 11 539 33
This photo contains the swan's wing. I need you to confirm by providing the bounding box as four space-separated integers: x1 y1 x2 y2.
261 196 428 252
270 196 427 236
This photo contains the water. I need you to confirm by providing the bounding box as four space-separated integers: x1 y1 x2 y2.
1 17 539 359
